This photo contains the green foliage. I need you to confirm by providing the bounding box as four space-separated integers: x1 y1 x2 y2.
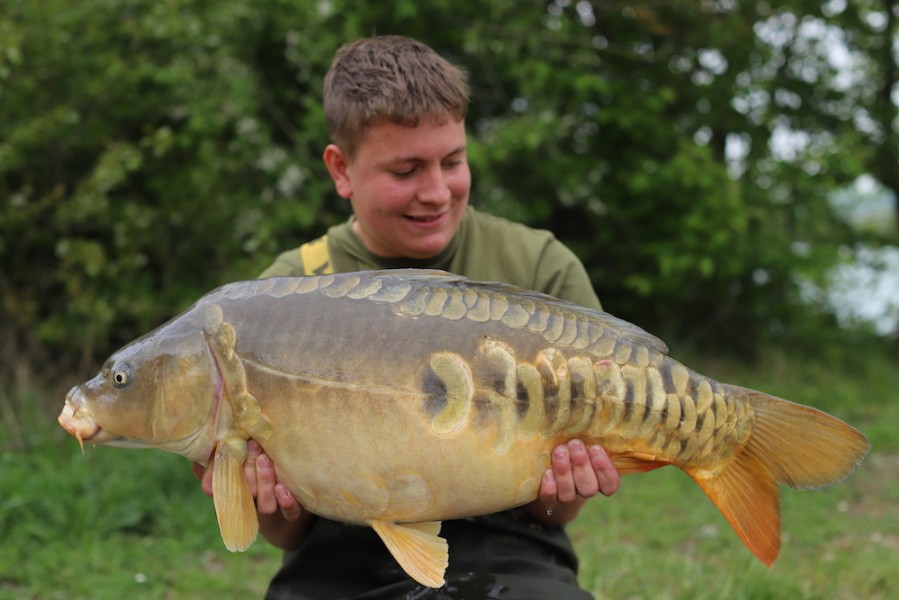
1 0 895 383
1 0 343 373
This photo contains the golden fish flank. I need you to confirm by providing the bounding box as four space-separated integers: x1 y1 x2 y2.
414 329 752 468
58 269 870 589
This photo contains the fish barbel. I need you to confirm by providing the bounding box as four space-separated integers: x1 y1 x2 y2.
58 269 870 587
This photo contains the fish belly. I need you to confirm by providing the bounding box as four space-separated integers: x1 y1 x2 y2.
255 382 552 525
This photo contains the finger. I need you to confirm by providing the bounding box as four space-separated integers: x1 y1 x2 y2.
201 462 214 497
568 440 600 498
550 443 577 503
589 445 621 497
243 440 263 497
537 468 558 508
254 452 279 515
274 483 304 522
195 447 216 497
192 463 214 497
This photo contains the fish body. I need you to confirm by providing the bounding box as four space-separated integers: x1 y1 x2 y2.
58 270 870 587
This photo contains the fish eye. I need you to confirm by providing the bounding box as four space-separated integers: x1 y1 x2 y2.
111 364 133 388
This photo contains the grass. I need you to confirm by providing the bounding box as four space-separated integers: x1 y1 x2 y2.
571 453 898 599
0 430 282 599
1 342 896 599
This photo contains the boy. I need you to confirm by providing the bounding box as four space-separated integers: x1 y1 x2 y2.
195 35 620 599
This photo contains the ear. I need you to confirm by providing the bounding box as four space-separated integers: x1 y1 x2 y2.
323 144 353 199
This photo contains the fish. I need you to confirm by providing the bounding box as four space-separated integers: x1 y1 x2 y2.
58 269 870 588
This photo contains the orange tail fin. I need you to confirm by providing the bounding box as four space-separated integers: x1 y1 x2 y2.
686 386 870 566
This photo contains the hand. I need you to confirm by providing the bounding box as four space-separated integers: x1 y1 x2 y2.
527 440 620 525
191 440 303 521
242 440 304 522
192 440 311 550
541 439 620 505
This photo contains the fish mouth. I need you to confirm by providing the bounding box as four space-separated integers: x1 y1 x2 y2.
58 387 109 451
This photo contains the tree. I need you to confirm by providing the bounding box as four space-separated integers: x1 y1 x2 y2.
834 0 899 229
1 0 892 385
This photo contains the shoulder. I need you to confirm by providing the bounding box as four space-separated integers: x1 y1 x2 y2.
257 227 342 278
459 208 559 273
458 208 601 309
258 251 302 278
465 208 557 245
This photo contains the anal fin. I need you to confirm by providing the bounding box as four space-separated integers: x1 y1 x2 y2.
212 437 259 552
371 520 448 588
611 452 673 474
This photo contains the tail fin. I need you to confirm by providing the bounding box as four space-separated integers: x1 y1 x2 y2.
686 385 870 567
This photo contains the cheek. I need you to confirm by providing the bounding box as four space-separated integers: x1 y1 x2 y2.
155 362 217 436
356 178 414 215
93 389 156 439
448 167 471 198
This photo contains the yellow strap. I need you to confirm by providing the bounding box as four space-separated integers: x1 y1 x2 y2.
298 235 333 276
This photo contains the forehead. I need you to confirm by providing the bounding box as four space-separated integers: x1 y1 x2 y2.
354 118 467 163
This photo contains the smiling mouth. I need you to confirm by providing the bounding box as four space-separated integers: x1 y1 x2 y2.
405 214 444 223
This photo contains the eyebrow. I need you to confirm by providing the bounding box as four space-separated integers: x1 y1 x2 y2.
383 145 467 165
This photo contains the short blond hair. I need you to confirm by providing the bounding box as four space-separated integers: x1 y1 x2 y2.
323 35 469 157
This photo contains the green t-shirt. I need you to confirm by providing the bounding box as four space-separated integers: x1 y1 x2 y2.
260 206 602 310
262 206 599 600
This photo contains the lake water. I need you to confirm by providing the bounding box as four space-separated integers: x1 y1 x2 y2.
804 244 899 336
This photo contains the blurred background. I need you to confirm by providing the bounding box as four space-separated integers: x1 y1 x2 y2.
2 0 897 376
1 1 896 598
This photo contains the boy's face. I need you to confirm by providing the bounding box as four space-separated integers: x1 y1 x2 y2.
324 118 470 259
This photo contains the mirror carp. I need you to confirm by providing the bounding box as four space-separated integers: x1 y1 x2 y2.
58 269 870 588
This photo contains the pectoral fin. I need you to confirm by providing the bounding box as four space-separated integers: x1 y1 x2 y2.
204 306 273 442
212 438 258 552
371 520 448 588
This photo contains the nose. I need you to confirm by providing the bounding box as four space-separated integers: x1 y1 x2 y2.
416 165 452 205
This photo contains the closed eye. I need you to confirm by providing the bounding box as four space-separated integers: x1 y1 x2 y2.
391 167 417 178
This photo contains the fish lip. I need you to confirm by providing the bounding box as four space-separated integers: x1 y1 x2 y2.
58 389 103 448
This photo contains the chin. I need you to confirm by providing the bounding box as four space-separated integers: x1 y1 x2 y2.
411 237 453 259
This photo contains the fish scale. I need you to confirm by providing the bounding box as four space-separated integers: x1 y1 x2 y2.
58 269 870 589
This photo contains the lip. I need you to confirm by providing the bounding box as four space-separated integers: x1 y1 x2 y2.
58 392 103 451
403 212 448 230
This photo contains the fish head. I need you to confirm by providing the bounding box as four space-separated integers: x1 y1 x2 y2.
58 312 222 462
